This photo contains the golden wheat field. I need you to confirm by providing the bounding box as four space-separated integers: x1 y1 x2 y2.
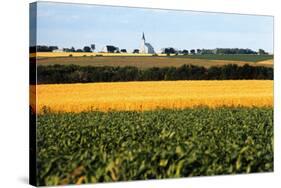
31 80 273 113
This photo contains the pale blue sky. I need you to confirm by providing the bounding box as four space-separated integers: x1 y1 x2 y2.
32 2 274 53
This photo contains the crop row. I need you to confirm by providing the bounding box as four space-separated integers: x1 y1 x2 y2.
36 107 273 186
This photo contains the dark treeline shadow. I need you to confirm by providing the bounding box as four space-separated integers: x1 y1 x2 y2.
37 64 273 84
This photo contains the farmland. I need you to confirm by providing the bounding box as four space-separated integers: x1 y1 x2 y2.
33 80 273 113
36 54 273 68
33 54 274 186
30 2 275 186
37 107 273 186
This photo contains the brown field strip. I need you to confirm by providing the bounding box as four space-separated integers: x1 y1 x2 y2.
36 56 273 68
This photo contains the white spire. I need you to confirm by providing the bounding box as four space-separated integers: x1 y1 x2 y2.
140 32 155 54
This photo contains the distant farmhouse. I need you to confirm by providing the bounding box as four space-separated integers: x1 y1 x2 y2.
101 45 120 53
140 32 155 54
53 49 63 52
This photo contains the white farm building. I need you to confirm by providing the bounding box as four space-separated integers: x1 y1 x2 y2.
101 45 120 53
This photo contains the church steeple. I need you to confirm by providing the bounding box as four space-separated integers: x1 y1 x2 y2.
140 32 155 54
142 32 145 41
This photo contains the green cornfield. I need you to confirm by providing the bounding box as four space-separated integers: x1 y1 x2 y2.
36 107 273 186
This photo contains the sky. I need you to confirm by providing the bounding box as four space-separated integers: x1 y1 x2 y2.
31 2 274 53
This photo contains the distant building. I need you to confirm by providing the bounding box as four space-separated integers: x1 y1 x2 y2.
52 49 64 52
101 45 120 53
140 32 155 54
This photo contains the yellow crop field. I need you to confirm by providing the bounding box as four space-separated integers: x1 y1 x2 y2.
32 80 273 113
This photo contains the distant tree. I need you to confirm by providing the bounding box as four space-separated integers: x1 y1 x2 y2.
76 49 83 52
91 44 95 52
190 49 195 54
49 46 58 51
164 48 176 55
106 45 118 53
182 49 189 55
197 49 202 54
63 48 71 52
37 45 50 52
216 48 257 55
258 49 267 55
83 46 92 52
121 49 127 53
201 49 215 55
163 48 169 55
70 47 75 52
133 49 139 53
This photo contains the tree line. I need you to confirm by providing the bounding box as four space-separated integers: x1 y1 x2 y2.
163 48 268 55
30 45 96 53
31 45 269 55
37 64 273 84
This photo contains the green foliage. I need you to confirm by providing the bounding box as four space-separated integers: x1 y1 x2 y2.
36 107 273 186
37 64 273 84
171 54 273 62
